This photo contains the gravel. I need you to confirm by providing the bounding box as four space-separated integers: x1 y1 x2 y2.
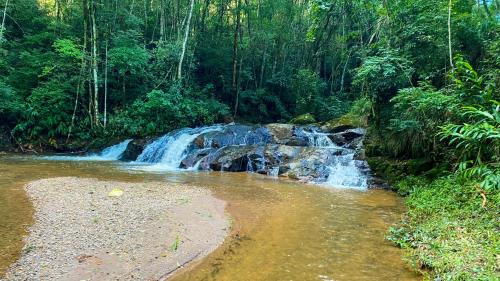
2 177 228 281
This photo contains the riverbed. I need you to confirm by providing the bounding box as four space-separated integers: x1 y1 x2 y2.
0 154 420 280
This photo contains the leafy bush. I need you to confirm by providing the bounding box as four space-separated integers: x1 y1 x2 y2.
13 82 73 140
440 100 500 191
353 49 414 104
292 69 326 116
0 81 23 127
387 84 460 158
110 83 229 136
238 88 291 123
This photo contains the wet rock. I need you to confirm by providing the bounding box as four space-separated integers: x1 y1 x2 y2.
180 148 212 169
321 124 355 134
205 146 254 172
341 128 365 142
120 139 151 161
195 125 270 149
283 136 309 146
283 147 339 181
266 124 295 144
353 148 366 161
328 134 346 146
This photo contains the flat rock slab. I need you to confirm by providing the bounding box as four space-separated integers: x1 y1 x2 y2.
2 177 228 281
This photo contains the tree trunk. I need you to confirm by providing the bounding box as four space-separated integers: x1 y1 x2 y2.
448 0 454 69
104 40 108 128
177 0 195 81
91 0 99 125
160 0 165 41
0 0 9 44
232 0 241 89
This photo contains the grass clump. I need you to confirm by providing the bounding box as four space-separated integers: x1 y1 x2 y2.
388 176 499 281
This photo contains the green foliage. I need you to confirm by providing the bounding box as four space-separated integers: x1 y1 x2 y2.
0 81 23 127
387 175 499 281
238 89 291 123
451 57 496 104
289 113 316 125
353 50 414 102
14 82 73 140
52 39 82 60
110 84 229 136
292 69 326 116
440 101 500 191
108 46 149 76
386 84 460 158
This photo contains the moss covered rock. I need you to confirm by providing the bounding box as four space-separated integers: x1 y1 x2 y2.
320 114 366 133
289 113 316 125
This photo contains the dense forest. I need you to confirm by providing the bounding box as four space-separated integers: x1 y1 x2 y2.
0 0 498 280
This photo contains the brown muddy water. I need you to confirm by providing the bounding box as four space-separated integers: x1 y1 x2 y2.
0 154 420 280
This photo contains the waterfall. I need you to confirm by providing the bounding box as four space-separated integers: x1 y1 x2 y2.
298 127 338 148
297 127 368 190
40 139 132 161
135 125 223 170
131 124 368 189
324 153 368 190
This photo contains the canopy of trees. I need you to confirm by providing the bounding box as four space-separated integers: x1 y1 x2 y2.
0 0 497 148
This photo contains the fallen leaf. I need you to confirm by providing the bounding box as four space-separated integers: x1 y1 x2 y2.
108 188 124 197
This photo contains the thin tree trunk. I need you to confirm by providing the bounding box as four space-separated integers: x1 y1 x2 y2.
160 0 165 41
0 0 9 44
91 0 99 125
200 0 210 33
104 40 108 128
340 50 351 94
448 0 454 69
259 43 267 88
67 53 86 143
232 0 241 89
233 56 243 119
177 0 194 81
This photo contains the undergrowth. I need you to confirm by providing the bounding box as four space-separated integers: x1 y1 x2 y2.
388 176 499 281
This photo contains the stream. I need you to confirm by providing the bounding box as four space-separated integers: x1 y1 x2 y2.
0 154 419 280
0 124 420 280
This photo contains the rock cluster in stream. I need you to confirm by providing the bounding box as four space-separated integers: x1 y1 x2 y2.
121 123 370 184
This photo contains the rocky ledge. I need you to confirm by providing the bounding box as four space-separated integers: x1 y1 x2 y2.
121 123 370 185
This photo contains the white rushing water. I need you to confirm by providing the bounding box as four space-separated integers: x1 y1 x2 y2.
299 128 339 148
302 129 368 190
40 139 132 161
39 124 369 190
133 125 223 171
324 154 368 190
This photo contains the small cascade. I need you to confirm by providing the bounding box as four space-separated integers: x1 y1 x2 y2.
324 153 368 190
298 127 338 148
135 125 223 170
41 139 132 161
126 123 369 190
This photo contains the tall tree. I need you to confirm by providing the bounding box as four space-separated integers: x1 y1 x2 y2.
178 0 195 80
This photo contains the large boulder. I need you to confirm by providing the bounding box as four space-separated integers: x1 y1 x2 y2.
266 124 295 144
206 145 256 172
120 138 151 161
281 147 343 181
194 125 270 149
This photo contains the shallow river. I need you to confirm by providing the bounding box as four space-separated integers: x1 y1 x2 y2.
0 155 420 280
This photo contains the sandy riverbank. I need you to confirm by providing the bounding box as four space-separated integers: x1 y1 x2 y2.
2 177 228 281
